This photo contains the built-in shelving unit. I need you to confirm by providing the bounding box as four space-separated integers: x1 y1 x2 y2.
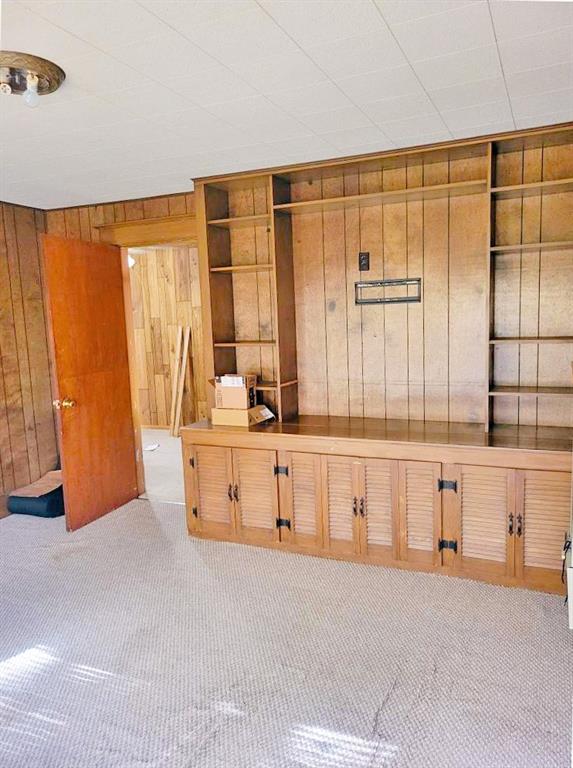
485 126 573 431
197 123 573 433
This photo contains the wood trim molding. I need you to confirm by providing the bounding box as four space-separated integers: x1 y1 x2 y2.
96 213 197 247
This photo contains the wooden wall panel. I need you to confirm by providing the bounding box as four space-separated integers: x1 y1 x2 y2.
292 155 490 423
0 203 58 504
129 246 205 427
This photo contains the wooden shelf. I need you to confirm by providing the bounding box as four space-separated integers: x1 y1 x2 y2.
210 263 273 274
214 340 276 348
491 178 573 199
255 379 298 391
207 213 270 229
489 386 573 398
490 337 573 345
491 240 573 254
273 179 487 215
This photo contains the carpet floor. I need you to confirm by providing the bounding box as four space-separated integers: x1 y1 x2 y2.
0 499 571 768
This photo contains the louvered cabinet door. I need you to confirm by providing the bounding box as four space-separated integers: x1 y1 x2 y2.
398 461 441 565
232 449 279 544
359 459 398 562
321 455 361 555
278 452 323 549
455 465 515 580
516 470 571 593
191 446 235 538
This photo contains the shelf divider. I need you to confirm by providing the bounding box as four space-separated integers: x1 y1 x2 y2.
489 386 573 398
491 240 573 254
491 177 573 199
207 213 270 229
490 336 573 345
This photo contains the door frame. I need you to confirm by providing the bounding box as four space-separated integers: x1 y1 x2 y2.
51 214 197 499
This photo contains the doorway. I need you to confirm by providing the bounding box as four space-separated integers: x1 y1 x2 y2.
126 244 205 505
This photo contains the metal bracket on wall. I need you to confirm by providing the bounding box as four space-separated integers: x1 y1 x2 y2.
354 277 422 305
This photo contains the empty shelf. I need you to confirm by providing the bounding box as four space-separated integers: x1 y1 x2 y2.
214 340 276 348
491 240 573 253
210 263 273 273
491 178 573 199
273 179 487 214
207 213 270 229
489 386 573 398
490 337 573 345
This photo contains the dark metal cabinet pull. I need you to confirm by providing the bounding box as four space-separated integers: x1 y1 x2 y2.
233 484 239 502
508 513 514 535
359 497 365 517
516 514 523 537
228 484 233 501
352 496 358 516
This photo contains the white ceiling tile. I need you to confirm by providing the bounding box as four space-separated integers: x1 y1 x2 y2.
376 0 477 26
267 81 352 116
453 120 515 139
168 65 257 107
515 109 573 129
336 65 425 106
392 130 451 148
511 88 573 120
412 45 502 90
179 6 299 64
263 135 337 161
490 0 573 42
59 50 143 93
429 76 508 112
229 51 327 95
102 84 195 118
22 0 165 51
108 31 220 79
299 106 373 134
307 29 407 79
1 1 93 64
506 62 573 100
390 2 494 62
442 100 513 132
381 113 450 141
138 0 257 30
322 125 390 151
364 92 437 125
498 27 573 75
260 0 386 47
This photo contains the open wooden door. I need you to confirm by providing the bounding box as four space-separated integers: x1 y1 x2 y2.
42 235 139 530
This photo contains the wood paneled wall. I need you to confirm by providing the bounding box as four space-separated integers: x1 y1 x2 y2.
0 203 57 502
291 154 489 423
45 192 195 242
130 246 205 427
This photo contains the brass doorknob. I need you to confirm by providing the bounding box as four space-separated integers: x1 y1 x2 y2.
53 397 76 410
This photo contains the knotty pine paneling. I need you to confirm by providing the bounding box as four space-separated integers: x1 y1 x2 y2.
291 155 488 423
129 246 205 427
0 203 58 502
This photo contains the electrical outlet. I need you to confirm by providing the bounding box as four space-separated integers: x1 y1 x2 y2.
359 252 370 271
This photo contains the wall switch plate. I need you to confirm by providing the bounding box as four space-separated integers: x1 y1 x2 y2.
359 252 370 271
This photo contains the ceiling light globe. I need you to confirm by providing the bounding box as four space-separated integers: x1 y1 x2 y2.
23 85 40 107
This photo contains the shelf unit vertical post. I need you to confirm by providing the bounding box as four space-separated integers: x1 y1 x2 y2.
485 141 495 432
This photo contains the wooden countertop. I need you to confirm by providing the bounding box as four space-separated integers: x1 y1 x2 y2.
181 416 572 472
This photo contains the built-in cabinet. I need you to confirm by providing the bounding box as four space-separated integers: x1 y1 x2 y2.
183 440 571 594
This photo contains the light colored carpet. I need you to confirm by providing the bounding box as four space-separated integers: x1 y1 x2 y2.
0 499 571 768
141 428 185 504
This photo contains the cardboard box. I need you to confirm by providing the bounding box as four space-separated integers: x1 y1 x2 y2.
211 404 274 427
211 374 257 410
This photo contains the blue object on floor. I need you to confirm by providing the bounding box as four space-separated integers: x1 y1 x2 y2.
7 485 64 518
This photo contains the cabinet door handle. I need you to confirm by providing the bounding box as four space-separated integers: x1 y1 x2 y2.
508 513 514 535
352 496 358 516
228 484 233 501
359 497 365 517
516 514 523 537
233 484 239 502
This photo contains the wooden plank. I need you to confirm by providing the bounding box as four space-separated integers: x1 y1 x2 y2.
173 326 191 436
169 326 183 434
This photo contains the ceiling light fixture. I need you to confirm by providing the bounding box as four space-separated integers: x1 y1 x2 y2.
0 51 65 107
